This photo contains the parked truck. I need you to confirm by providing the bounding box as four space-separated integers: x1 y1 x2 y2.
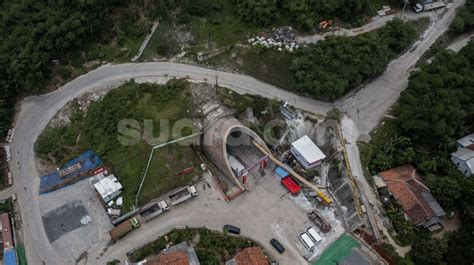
109 217 140 241
141 200 170 222
413 1 445 12
169 185 198 206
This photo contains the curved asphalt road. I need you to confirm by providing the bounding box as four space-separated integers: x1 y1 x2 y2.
8 1 465 263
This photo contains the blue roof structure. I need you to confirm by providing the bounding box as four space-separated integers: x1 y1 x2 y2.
275 167 289 179
39 150 103 194
3 248 17 265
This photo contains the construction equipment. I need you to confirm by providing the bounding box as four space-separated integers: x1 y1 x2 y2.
307 210 332 232
252 141 332 205
319 20 334 30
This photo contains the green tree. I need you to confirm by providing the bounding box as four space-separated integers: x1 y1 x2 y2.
450 16 465 33
410 234 448 265
428 176 463 209
233 0 278 26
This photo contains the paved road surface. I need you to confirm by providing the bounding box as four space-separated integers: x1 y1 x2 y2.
8 1 465 263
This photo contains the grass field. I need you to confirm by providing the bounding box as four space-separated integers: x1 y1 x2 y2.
130 228 256 264
35 80 201 210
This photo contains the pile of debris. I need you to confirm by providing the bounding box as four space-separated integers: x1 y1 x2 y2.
247 26 299 52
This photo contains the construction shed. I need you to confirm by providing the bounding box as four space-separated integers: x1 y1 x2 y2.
39 150 102 194
93 174 123 204
281 176 301 195
290 135 326 169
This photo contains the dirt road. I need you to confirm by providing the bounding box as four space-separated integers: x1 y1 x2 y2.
297 11 430 44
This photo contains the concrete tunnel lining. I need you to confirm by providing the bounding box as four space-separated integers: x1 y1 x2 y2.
202 116 270 191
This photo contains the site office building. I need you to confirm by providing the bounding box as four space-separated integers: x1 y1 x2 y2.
290 135 326 169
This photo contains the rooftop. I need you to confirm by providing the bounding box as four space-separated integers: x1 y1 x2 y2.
144 241 200 265
226 246 269 265
93 174 122 201
0 212 13 250
378 165 445 226
451 147 474 161
145 250 189 265
456 133 474 149
291 135 326 163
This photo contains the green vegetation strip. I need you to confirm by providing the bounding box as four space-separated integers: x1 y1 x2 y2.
17 244 28 265
131 228 256 264
314 234 360 265
36 80 200 210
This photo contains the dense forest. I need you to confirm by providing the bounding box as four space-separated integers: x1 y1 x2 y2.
364 41 474 264
290 19 417 100
0 1 108 136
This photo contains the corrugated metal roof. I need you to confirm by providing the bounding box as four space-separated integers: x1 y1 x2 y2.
281 176 301 194
457 133 474 147
291 135 326 163
451 147 474 161
93 175 122 200
422 192 446 217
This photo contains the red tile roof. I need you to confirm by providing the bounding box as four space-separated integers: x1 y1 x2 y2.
378 165 436 226
234 247 269 265
144 250 189 265
0 213 13 250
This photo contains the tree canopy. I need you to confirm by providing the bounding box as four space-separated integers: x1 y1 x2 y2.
290 19 417 100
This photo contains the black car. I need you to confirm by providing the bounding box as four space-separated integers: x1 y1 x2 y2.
270 238 285 254
223 225 241 235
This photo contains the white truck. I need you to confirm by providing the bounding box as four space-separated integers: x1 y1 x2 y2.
413 1 445 12
141 200 170 222
170 185 198 206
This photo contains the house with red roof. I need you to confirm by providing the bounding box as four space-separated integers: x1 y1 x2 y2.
225 246 269 265
377 165 445 231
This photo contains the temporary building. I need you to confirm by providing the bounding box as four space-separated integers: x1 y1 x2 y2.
281 176 301 195
275 167 289 180
290 135 326 169
94 175 123 204
3 248 17 265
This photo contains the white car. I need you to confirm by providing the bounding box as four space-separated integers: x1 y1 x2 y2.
413 3 423 13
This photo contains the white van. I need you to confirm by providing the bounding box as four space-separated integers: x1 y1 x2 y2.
306 227 322 243
298 232 315 249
